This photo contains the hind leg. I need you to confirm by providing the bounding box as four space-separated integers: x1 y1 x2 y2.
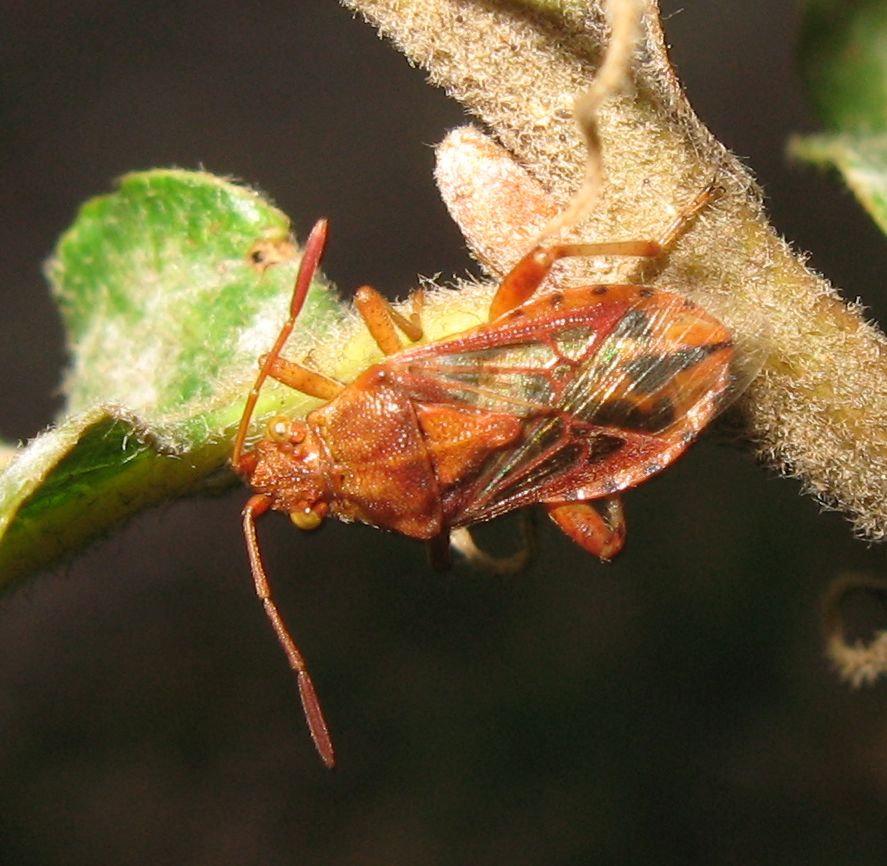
489 183 721 319
545 497 626 561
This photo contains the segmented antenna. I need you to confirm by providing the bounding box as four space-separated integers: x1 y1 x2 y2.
232 218 329 472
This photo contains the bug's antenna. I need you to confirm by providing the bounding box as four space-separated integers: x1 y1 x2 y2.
232 218 329 472
243 493 336 768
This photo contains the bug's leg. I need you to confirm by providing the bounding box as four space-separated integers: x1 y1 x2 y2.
354 285 424 356
450 510 535 575
653 181 723 250
409 288 425 333
545 497 626 562
242 493 336 768
490 183 721 319
262 354 345 401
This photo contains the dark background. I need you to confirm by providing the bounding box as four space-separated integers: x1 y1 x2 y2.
2 2 887 864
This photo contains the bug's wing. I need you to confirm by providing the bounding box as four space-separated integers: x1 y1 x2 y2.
389 288 760 524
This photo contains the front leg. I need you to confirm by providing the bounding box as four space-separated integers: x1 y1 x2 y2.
264 282 428 402
545 497 626 561
354 285 424 355
264 286 425 397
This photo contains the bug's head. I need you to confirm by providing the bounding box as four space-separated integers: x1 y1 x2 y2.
239 414 330 530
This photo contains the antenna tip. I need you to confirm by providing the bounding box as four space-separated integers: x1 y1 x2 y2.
310 218 329 243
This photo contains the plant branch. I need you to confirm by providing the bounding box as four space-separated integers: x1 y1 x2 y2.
343 0 887 541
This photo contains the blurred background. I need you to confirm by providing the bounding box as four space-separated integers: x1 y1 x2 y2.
2 1 887 864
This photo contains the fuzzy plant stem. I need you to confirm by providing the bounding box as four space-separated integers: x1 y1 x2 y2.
343 0 887 547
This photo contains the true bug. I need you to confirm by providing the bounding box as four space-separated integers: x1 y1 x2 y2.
231 185 754 767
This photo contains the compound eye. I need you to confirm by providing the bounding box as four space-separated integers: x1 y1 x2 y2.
290 503 325 531
267 416 307 445
267 415 291 443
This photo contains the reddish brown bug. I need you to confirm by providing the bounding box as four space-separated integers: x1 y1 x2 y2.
231 187 754 767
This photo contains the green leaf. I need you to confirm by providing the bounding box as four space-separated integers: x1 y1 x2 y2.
0 170 346 588
799 0 887 133
796 1 887 234
789 132 887 234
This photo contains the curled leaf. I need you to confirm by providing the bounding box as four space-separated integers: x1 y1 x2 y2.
0 170 344 588
823 573 887 687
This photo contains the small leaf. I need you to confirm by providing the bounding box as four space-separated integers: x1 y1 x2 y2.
0 170 346 588
789 132 887 234
796 1 887 235
799 0 887 133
